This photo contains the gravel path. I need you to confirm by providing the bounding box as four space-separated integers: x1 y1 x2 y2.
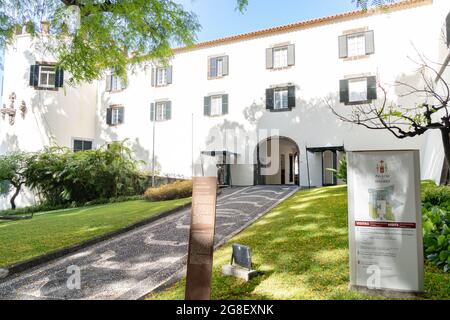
0 185 297 300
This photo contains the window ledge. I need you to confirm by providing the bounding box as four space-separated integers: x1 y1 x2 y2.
107 89 126 94
344 99 373 106
268 107 293 113
33 86 58 91
269 65 293 71
343 54 371 62
206 114 227 118
208 75 227 80
155 84 170 88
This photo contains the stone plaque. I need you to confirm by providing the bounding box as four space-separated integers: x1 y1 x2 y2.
185 176 218 300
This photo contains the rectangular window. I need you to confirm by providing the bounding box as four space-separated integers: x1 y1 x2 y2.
210 95 223 116
274 89 289 109
347 34 366 57
348 78 368 103
110 107 124 125
73 139 93 152
156 102 167 121
110 75 123 91
39 66 56 88
209 56 228 78
156 68 167 86
273 47 288 68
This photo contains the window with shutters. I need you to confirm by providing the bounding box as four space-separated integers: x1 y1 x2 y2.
273 47 288 69
339 30 374 60
208 56 228 79
73 139 93 152
110 75 123 92
348 78 368 103
347 34 366 57
210 95 223 116
107 106 124 125
38 66 56 88
340 76 377 105
106 68 126 92
267 44 294 70
274 89 289 109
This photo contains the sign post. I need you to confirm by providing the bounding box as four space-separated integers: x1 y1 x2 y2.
185 176 218 300
347 150 424 295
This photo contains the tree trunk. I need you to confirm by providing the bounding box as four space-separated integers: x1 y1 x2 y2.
440 128 450 185
10 183 22 210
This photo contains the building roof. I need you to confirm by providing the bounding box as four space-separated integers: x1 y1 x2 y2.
173 0 432 53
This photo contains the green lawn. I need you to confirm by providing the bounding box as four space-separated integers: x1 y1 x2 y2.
148 186 450 300
0 198 191 268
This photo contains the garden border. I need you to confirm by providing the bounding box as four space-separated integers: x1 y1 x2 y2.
0 201 192 282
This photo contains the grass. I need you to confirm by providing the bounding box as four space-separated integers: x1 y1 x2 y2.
0 198 191 268
148 185 450 300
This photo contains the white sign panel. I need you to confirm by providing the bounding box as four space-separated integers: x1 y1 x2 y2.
347 150 424 293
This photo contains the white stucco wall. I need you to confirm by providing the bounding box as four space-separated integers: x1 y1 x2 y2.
0 35 97 209
96 0 447 187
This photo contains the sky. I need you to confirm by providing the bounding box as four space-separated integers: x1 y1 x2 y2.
176 0 361 43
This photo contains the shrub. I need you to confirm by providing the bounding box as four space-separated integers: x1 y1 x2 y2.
422 184 450 208
24 141 146 206
144 180 192 201
423 206 450 272
326 156 347 183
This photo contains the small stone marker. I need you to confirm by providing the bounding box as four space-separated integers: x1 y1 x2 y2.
0 268 8 279
222 244 257 281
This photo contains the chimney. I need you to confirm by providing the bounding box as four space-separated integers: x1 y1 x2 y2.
41 21 49 35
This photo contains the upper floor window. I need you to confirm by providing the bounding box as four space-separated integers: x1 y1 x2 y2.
208 56 229 78
151 66 173 87
150 101 172 122
106 69 126 92
73 139 93 152
204 94 228 117
266 86 296 111
339 30 374 59
29 64 64 89
106 106 124 126
340 76 377 105
266 44 295 69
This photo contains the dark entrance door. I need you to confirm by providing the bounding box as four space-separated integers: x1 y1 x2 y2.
217 164 231 186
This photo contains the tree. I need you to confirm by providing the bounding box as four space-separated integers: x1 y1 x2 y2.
328 53 450 183
0 0 389 84
0 152 29 210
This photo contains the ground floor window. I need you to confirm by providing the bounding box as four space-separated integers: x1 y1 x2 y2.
73 139 93 152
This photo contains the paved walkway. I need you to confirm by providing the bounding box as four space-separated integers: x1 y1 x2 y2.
0 186 297 300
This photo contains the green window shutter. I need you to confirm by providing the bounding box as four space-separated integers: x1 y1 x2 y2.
365 31 375 55
266 48 273 69
447 13 450 47
29 65 39 86
266 88 274 110
223 56 229 76
105 75 112 92
165 101 172 120
151 68 155 87
167 66 173 84
150 103 155 122
338 35 348 58
287 44 295 66
118 107 125 124
367 76 377 100
204 96 211 116
288 86 296 108
55 68 64 87
222 94 228 115
209 58 217 77
106 108 112 125
339 80 349 104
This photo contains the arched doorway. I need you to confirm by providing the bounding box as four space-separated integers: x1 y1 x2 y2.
254 136 300 186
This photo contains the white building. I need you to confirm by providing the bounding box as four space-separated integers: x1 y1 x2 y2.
0 0 449 208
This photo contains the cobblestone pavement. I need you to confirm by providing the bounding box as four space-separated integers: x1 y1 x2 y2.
0 185 297 300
